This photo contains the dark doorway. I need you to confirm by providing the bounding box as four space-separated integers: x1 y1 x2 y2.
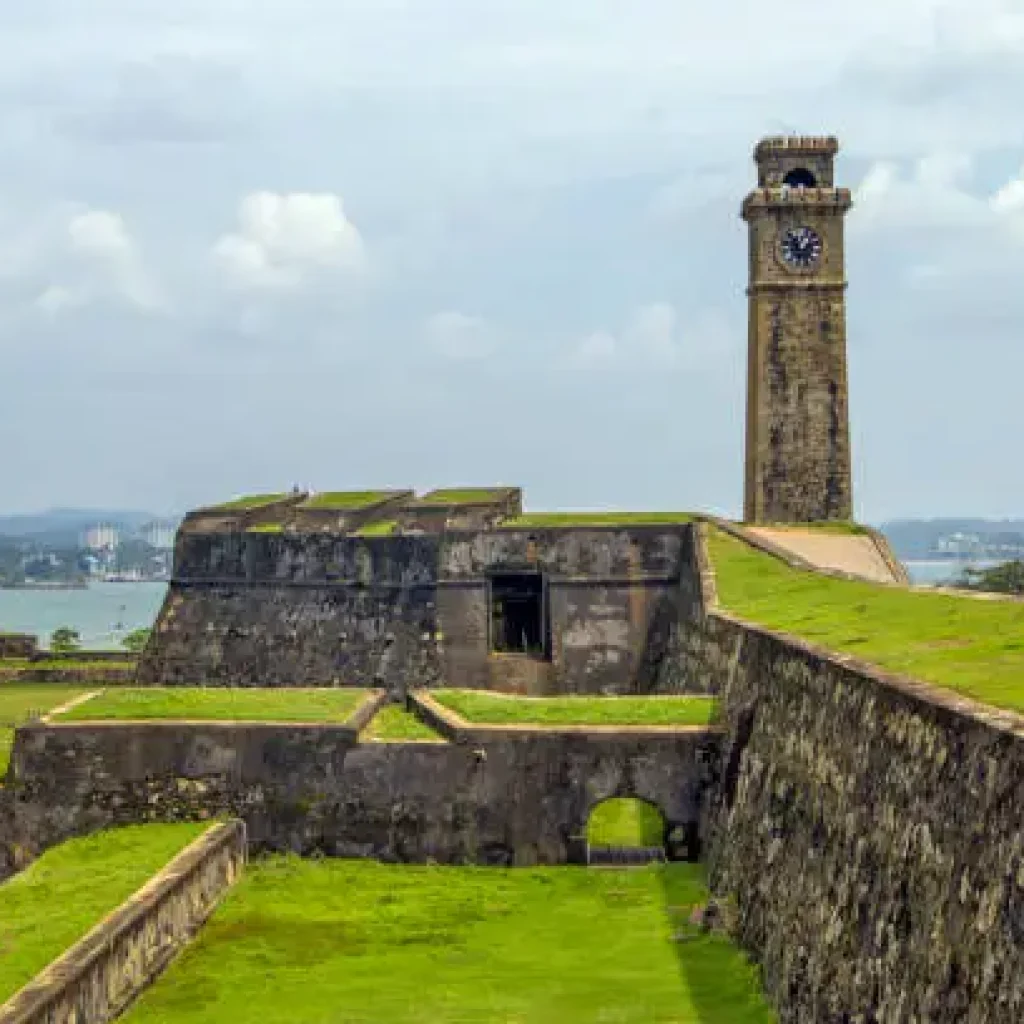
782 166 817 188
489 572 547 657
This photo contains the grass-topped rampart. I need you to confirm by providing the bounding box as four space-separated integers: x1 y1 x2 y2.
300 490 393 510
122 857 774 1023
54 687 369 724
361 704 444 742
503 512 692 528
1 685 96 776
0 823 209 1004
708 526 1024 714
417 488 509 505
430 690 717 727
210 493 291 511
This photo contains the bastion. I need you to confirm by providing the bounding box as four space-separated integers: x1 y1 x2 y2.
138 487 701 695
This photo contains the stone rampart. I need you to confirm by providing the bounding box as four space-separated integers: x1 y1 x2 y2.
684 531 1024 1021
0 820 245 1024
4 717 717 868
140 524 698 694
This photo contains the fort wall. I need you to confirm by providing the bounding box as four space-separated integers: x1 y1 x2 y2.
685 587 1024 1019
3 719 716 869
140 525 696 694
0 821 245 1024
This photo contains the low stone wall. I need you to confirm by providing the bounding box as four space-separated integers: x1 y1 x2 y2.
5 715 718 868
689 599 1024 1019
0 820 246 1024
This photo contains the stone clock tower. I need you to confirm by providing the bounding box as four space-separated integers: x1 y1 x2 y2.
742 136 853 523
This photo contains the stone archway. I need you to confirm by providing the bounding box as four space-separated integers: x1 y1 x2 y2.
584 797 667 866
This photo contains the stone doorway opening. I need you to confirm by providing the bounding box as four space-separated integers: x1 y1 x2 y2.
585 798 667 867
488 571 548 658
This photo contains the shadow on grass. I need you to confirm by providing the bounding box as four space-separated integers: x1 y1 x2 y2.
658 863 776 1023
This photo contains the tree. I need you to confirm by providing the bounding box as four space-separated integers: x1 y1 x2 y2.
955 560 1024 596
121 627 152 653
50 626 81 653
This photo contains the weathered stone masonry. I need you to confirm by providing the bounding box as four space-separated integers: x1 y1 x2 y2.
691 603 1024 1022
140 523 698 696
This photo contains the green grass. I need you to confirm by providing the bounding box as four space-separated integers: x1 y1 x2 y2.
431 690 718 727
55 687 369 724
361 705 445 742
212 493 290 510
0 823 209 1004
709 527 1024 713
0 685 94 776
587 798 665 847
301 490 392 510
356 519 399 537
246 522 285 534
124 857 774 1023
418 488 508 505
503 511 693 528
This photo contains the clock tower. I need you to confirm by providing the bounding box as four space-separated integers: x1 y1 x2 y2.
742 136 854 523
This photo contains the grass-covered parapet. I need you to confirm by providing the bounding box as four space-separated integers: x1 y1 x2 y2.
0 685 98 776
122 858 775 1023
355 519 399 537
417 488 513 505
53 687 371 724
0 823 210 1004
360 704 445 742
299 490 396 510
502 511 693 528
209 493 292 511
428 690 718 728
707 526 1024 714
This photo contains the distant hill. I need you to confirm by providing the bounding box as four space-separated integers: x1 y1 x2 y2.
879 519 1024 560
0 508 169 546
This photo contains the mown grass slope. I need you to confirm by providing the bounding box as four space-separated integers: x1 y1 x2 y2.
125 857 774 1023
56 687 368 724
0 823 209 1003
709 527 1024 713
432 690 717 728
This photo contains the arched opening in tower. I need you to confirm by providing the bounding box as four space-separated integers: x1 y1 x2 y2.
782 166 817 188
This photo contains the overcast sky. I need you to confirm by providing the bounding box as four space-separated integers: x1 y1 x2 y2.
2 1 1023 522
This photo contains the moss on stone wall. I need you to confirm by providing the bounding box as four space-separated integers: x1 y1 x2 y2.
503 512 693 528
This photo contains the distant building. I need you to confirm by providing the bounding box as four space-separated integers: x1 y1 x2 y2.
139 520 177 550
83 524 120 550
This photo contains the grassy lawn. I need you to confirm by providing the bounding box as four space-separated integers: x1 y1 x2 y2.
503 511 693 528
418 488 507 505
125 858 774 1024
356 519 399 537
0 823 209 1004
431 690 718 728
55 687 369 724
213 493 290 510
0 685 94 776
361 705 444 742
301 491 392 510
588 798 665 847
709 527 1024 713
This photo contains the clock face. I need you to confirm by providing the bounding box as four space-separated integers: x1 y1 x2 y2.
779 226 822 269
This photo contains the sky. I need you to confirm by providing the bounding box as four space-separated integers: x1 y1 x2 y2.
2 0 1024 523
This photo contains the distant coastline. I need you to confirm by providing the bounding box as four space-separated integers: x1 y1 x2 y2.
1 581 88 591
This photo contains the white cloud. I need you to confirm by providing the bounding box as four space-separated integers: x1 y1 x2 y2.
34 207 164 315
212 191 366 292
424 310 498 360
570 304 738 370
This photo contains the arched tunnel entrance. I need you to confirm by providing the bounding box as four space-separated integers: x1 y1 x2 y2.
585 798 670 866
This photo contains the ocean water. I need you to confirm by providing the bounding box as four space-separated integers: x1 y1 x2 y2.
902 559 1004 587
0 582 167 649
